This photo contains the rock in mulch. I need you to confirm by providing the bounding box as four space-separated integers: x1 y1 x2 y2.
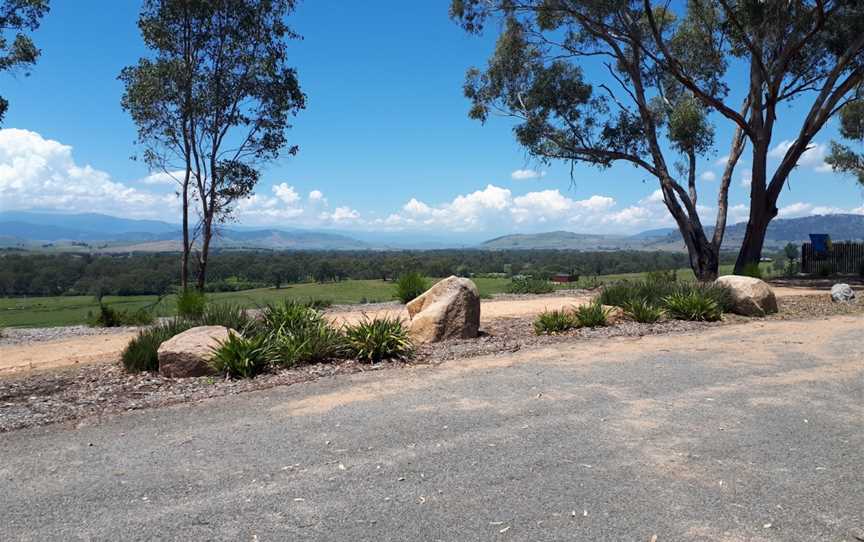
158 326 233 378
830 283 856 303
715 275 778 316
407 276 481 343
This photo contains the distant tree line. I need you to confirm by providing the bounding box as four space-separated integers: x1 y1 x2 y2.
0 249 720 297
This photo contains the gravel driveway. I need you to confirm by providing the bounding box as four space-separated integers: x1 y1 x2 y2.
1 315 862 541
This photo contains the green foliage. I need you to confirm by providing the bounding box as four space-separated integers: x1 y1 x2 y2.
601 280 731 318
663 291 722 322
121 319 194 373
622 298 665 323
90 303 154 327
507 276 554 294
196 303 251 331
573 301 609 328
257 300 345 367
739 262 763 279
394 272 430 303
645 269 677 284
176 289 206 320
210 333 269 379
533 308 577 335
344 317 414 363
0 0 49 124
783 242 800 262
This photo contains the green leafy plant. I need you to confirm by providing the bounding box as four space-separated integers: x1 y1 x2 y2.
573 301 610 328
622 298 665 323
197 303 251 331
304 298 333 310
662 291 721 322
645 269 677 284
210 333 269 379
507 276 554 294
257 300 346 367
344 316 414 363
121 319 195 372
176 289 207 319
90 303 154 327
533 308 577 334
394 272 430 303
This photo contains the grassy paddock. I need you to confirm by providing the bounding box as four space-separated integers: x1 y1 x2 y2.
0 278 511 328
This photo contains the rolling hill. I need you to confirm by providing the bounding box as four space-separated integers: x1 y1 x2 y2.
0 211 368 251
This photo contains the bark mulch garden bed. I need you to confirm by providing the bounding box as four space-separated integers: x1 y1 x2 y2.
1 294 859 434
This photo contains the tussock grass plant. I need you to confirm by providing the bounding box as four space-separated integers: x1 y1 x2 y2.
507 276 554 294
394 272 430 304
622 298 665 323
210 333 269 379
573 301 610 328
176 289 207 319
121 318 195 372
663 291 722 322
344 316 414 363
533 308 578 334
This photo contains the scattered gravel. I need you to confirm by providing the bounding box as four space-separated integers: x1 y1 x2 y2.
0 325 140 347
1 293 860 434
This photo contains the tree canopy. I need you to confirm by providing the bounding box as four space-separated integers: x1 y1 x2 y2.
0 0 49 123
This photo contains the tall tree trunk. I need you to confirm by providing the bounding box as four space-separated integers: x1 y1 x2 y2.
196 217 212 292
675 220 720 281
180 172 190 290
734 193 777 274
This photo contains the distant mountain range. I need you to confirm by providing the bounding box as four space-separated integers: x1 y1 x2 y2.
0 211 368 251
481 214 864 251
2 210 862 252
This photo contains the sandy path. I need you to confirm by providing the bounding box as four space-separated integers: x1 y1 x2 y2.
0 333 138 376
0 297 592 377
326 295 592 326
0 287 837 377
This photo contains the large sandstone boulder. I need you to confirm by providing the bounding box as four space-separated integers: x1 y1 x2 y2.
407 276 480 343
158 326 232 378
715 275 778 317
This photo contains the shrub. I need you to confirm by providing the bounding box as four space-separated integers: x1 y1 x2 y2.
645 269 677 284
395 272 429 304
90 303 154 327
599 280 672 308
817 262 833 277
662 291 721 322
344 316 414 363
507 276 554 294
573 301 610 328
739 262 763 279
176 289 207 319
622 298 665 323
197 303 251 331
305 298 333 310
533 308 578 334
257 300 346 367
121 318 194 372
210 333 269 379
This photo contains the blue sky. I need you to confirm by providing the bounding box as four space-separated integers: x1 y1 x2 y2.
1 0 862 240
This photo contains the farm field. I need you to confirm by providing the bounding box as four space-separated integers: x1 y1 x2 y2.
0 264 770 328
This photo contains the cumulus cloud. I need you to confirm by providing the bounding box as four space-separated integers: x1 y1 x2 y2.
511 169 546 180
308 189 325 203
138 170 186 185
768 140 832 172
0 128 178 219
700 171 717 182
777 202 859 219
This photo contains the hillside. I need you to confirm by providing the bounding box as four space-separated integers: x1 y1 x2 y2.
0 211 368 251
481 214 864 251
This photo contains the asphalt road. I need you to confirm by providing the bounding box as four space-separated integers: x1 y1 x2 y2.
1 316 862 541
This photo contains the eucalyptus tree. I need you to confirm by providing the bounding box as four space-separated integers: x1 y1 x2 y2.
121 0 305 290
826 99 864 186
0 0 49 124
451 0 864 278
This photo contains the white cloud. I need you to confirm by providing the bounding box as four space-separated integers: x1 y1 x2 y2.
768 140 832 172
740 171 752 188
714 155 730 167
272 183 300 205
0 128 178 220
511 169 546 180
308 189 325 202
700 171 717 182
777 202 863 219
138 170 186 185
320 206 360 223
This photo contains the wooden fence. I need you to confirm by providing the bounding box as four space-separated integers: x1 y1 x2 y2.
801 241 864 274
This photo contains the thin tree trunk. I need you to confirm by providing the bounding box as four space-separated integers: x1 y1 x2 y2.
196 216 212 291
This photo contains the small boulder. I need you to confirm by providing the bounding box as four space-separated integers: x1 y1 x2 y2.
715 275 778 317
831 283 856 303
407 276 480 343
158 326 232 378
